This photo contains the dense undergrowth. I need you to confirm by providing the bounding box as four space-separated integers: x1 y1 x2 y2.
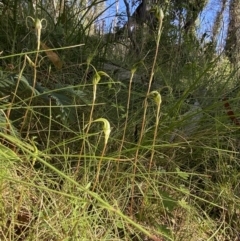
1 1 240 241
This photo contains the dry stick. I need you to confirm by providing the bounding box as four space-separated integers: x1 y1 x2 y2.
222 96 240 126
130 8 164 216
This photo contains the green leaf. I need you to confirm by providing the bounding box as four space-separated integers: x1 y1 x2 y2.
0 143 20 162
159 190 177 212
155 224 172 239
178 198 191 211
176 167 189 180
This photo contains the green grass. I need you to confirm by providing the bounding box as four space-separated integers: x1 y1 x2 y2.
0 2 240 241
1 69 240 240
